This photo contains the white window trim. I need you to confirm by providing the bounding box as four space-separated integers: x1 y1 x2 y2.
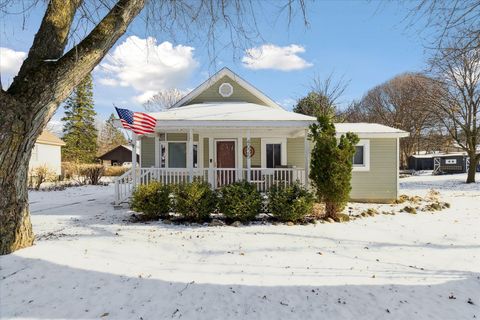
161 140 198 169
261 138 287 168
218 82 233 97
353 139 370 172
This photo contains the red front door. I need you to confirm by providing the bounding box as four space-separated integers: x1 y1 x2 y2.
216 141 235 187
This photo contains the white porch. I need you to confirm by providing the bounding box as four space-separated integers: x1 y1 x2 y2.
114 127 311 205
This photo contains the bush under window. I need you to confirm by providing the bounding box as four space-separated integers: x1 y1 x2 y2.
173 180 217 222
131 181 171 220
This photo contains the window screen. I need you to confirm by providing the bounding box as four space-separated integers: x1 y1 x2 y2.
266 143 282 168
353 146 364 165
168 143 186 168
193 144 198 168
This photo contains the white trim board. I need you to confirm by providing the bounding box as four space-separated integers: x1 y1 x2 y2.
352 139 370 172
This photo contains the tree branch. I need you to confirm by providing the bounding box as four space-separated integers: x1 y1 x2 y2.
13 0 82 86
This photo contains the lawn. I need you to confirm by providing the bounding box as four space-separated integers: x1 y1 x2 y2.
1 173 479 319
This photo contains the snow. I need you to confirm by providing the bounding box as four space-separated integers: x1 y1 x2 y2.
1 174 479 319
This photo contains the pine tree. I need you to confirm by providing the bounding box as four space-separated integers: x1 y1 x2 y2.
62 74 98 163
309 115 359 219
97 113 128 155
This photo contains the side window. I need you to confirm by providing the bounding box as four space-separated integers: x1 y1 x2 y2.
352 140 370 171
353 146 364 165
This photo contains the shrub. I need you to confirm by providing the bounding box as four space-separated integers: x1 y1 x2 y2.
78 164 105 185
309 115 359 219
131 181 171 219
267 183 315 222
104 166 129 177
29 165 56 190
173 180 217 222
219 180 262 222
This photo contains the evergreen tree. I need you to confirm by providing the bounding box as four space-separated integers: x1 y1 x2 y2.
309 115 359 219
62 74 98 163
294 92 335 118
97 113 128 155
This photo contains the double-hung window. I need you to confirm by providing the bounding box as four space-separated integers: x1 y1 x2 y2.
164 142 198 168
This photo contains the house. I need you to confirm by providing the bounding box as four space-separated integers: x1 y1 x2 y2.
115 68 408 204
98 145 139 166
30 130 65 175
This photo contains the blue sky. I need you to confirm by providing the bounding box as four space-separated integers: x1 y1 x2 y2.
0 1 427 129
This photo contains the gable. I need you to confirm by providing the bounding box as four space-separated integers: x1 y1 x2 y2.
188 75 267 106
172 67 281 109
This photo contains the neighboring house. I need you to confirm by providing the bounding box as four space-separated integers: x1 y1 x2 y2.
115 67 408 204
30 130 65 175
98 145 139 166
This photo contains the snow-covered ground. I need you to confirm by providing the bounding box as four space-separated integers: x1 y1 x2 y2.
1 174 479 319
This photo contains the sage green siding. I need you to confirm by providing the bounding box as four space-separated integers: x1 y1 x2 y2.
141 137 155 167
242 138 261 167
203 138 209 168
165 133 199 141
287 138 305 168
188 75 268 106
350 138 398 202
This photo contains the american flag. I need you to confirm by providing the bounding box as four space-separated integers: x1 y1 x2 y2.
115 107 156 135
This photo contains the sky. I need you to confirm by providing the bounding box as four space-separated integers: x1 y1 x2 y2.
0 1 428 133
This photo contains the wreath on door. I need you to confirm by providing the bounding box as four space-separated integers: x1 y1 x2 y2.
243 145 255 157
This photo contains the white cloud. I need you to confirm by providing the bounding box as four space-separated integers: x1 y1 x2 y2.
0 47 27 87
242 44 312 71
133 90 157 104
97 36 198 101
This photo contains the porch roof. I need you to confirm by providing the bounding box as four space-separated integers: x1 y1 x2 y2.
150 102 316 128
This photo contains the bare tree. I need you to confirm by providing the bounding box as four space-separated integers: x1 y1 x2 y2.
293 73 349 118
143 88 184 112
406 0 480 53
425 43 480 183
343 73 440 168
0 0 307 255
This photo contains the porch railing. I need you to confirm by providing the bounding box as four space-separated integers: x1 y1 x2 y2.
114 167 307 205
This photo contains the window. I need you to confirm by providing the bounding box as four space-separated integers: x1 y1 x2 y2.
193 144 198 168
31 144 38 161
352 140 370 171
261 138 286 169
266 144 281 168
165 142 198 168
353 146 364 165
168 143 186 168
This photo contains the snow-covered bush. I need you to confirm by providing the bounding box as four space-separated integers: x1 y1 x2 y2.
131 181 171 220
219 181 262 222
173 180 217 222
267 182 315 222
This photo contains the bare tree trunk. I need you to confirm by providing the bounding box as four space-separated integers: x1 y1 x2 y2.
466 154 478 183
0 0 145 255
0 107 38 253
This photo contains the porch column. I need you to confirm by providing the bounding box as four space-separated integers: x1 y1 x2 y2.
304 129 310 187
188 129 194 182
246 129 251 182
237 136 243 181
132 133 138 187
154 134 160 167
208 137 214 187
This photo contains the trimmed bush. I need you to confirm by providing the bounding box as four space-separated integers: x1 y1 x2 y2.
267 183 315 222
79 164 105 185
131 181 171 220
173 180 217 222
219 181 262 222
29 165 57 190
104 166 129 177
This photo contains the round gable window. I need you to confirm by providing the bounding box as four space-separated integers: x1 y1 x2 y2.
218 82 233 97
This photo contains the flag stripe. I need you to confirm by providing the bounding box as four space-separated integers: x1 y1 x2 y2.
116 107 157 135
